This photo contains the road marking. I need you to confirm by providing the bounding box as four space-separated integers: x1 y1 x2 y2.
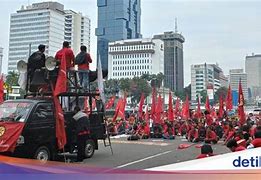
110 140 170 146
115 150 172 169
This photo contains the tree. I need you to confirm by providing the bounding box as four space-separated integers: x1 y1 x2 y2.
130 77 151 106
5 71 19 88
199 90 207 103
175 84 191 101
214 87 228 103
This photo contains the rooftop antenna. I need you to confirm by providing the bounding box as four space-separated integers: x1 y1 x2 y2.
175 17 178 33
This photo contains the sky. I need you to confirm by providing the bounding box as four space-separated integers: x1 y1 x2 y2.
1 0 261 86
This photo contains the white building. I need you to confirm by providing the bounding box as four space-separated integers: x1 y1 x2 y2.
229 69 248 100
245 54 261 99
0 47 3 74
64 10 91 53
191 63 223 101
8 2 91 72
108 38 164 79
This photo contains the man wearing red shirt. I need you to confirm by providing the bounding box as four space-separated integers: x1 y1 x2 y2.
205 126 218 144
75 45 92 91
55 41 75 70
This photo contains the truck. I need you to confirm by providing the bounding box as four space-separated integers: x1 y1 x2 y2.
0 57 111 162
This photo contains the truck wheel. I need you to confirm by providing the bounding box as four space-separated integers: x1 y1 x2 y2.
34 146 51 162
85 140 95 158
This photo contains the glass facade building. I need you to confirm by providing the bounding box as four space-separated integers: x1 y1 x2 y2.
96 0 142 70
154 32 185 92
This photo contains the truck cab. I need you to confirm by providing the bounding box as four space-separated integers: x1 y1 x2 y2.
0 97 106 161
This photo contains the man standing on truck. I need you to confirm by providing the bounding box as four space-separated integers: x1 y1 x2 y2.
75 45 92 92
27 44 46 87
55 41 75 70
73 106 90 162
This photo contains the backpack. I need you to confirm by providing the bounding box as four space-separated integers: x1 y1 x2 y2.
75 52 86 65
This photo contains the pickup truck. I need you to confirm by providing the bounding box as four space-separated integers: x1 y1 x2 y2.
0 98 106 162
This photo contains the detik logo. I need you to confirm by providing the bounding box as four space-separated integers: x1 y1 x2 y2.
233 156 261 167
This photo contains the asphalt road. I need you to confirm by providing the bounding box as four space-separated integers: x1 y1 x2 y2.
76 136 230 170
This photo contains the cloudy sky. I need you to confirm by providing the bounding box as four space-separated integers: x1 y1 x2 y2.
1 0 261 85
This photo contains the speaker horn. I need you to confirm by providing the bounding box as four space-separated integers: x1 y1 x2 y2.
17 60 27 73
45 56 58 71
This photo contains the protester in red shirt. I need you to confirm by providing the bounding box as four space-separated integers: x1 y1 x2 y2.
188 125 199 142
137 122 150 139
55 41 75 70
196 144 214 159
205 126 218 144
162 121 175 140
226 139 246 152
75 45 92 91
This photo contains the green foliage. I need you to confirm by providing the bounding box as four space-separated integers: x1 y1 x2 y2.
175 84 191 101
5 71 19 87
214 86 228 103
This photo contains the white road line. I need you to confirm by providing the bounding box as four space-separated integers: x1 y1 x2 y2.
115 150 172 169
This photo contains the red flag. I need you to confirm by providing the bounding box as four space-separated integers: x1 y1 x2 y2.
168 91 174 121
145 105 149 124
197 97 202 119
174 98 180 117
54 53 67 96
151 88 157 121
238 80 246 125
205 95 210 112
218 96 224 119
0 75 4 104
53 96 67 149
155 94 163 124
138 93 145 119
105 96 116 109
182 95 190 120
112 98 123 122
0 122 25 152
226 85 233 111
112 94 127 122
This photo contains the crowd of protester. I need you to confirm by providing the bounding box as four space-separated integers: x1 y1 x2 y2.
106 109 261 158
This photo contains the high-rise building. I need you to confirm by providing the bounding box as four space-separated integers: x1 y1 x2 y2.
8 2 65 71
108 38 164 79
64 10 91 53
191 63 223 101
219 73 229 88
0 47 3 74
153 31 185 92
229 69 248 100
8 2 91 72
245 54 261 99
96 0 142 70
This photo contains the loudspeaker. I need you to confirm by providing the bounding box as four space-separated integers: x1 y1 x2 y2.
17 60 27 73
45 56 58 71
